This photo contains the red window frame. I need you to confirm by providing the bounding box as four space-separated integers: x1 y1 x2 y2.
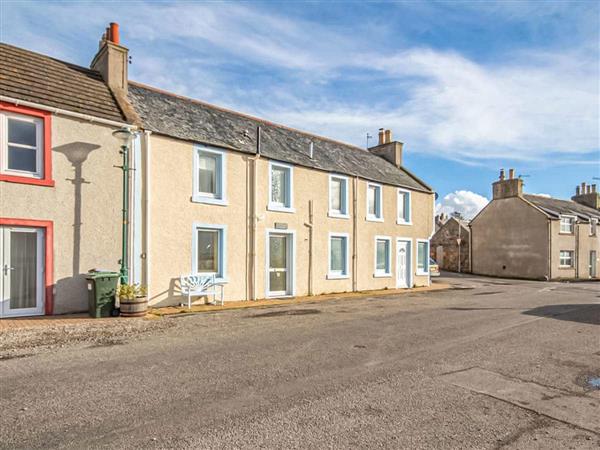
0 101 54 187
0 218 54 315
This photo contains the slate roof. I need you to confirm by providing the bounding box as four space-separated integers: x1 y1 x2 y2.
0 43 127 123
128 82 432 193
524 194 600 222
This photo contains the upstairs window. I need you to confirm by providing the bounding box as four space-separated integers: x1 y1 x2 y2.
367 183 383 221
416 240 430 275
269 161 294 212
1 111 43 178
397 188 411 224
559 216 575 234
329 175 349 218
559 250 574 268
591 219 597 236
193 145 227 205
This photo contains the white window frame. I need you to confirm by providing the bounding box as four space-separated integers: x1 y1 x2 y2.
1 111 43 179
268 161 295 213
559 215 575 234
559 250 574 268
416 239 430 276
327 232 350 279
397 188 412 225
328 174 349 219
192 145 228 205
374 235 392 277
366 182 383 222
590 219 597 236
192 223 228 282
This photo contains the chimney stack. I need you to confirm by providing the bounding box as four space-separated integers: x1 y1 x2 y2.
90 22 129 94
368 128 403 168
492 167 523 200
572 181 600 210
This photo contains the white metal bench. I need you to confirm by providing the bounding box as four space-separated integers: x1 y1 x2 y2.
180 274 224 308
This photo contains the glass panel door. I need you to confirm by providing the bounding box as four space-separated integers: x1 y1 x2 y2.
268 234 289 296
1 226 44 317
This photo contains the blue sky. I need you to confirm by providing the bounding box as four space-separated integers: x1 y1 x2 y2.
2 0 599 217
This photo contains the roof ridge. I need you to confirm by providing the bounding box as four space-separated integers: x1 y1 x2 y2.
128 80 368 153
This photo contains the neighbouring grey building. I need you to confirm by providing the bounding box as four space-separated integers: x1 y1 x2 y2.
431 214 470 273
470 169 600 281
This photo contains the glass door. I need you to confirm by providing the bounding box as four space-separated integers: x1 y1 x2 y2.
1 226 44 317
268 233 290 297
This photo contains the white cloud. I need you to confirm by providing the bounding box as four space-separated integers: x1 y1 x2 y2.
529 193 551 198
2 1 598 166
436 190 489 220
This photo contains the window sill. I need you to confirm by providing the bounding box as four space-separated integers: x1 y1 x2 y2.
0 174 55 187
328 211 350 219
366 216 384 223
397 220 412 226
268 204 296 214
557 266 574 270
191 195 228 206
373 273 392 278
327 273 350 280
558 232 574 235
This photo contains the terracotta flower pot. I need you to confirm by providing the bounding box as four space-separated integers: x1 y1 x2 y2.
119 296 148 317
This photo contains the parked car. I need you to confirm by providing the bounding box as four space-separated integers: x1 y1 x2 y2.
430 258 440 277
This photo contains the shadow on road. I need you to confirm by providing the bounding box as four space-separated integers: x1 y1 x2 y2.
523 304 600 325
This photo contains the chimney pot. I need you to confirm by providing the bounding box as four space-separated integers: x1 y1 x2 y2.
378 128 385 145
508 168 515 180
499 169 505 181
110 22 120 45
592 184 597 193
576 186 581 195
384 129 392 144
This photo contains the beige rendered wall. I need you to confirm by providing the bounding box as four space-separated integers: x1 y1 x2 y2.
471 197 549 280
147 134 434 306
550 221 600 280
0 115 123 314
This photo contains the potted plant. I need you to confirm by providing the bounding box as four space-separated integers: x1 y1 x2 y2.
117 283 148 317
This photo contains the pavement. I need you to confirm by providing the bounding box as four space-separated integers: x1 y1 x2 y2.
1 273 599 449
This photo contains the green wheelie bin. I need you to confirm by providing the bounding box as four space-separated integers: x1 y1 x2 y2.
86 271 120 318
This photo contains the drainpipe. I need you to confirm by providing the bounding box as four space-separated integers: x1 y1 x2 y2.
249 127 261 300
304 200 314 296
142 131 152 296
352 176 358 292
547 219 552 281
575 220 580 279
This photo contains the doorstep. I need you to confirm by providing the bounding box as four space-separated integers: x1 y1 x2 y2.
148 281 452 317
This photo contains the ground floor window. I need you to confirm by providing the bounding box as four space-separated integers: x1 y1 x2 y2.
192 223 226 280
328 233 349 279
417 240 430 275
559 250 574 268
374 236 391 276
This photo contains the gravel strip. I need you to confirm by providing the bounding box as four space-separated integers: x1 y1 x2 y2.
0 318 174 360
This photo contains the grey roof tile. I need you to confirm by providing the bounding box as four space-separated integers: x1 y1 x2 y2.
128 82 432 193
524 194 600 221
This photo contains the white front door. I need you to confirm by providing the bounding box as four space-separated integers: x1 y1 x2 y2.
1 226 45 317
268 233 292 297
396 239 411 288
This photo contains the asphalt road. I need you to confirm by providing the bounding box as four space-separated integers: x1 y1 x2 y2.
1 274 599 449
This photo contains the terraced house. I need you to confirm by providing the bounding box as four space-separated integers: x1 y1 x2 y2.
0 24 434 316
